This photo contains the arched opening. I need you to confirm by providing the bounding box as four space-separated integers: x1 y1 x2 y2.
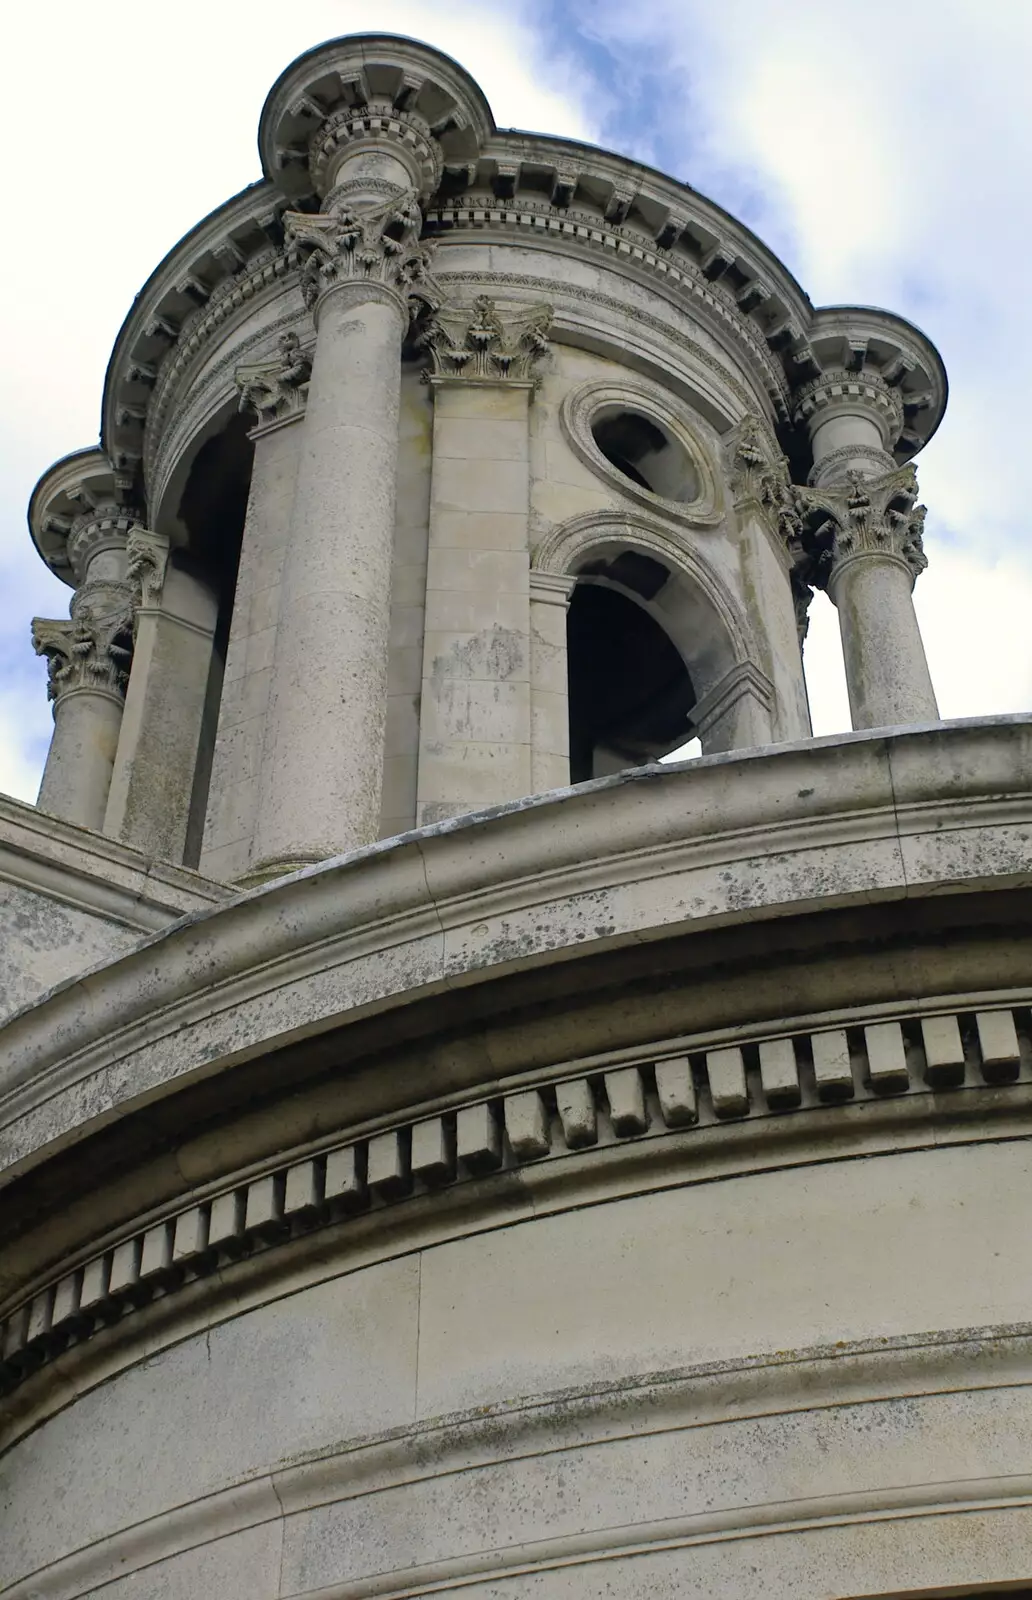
591 407 700 503
567 551 697 782
169 410 254 865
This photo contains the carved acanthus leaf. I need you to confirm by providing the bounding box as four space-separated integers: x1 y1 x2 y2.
420 295 553 383
32 601 133 703
284 190 435 310
796 466 929 586
725 415 804 560
126 529 170 611
236 332 312 424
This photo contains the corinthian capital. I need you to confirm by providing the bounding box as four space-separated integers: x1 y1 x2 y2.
797 466 929 589
421 296 553 384
32 603 133 705
126 528 170 610
725 416 803 559
236 332 312 425
284 190 434 312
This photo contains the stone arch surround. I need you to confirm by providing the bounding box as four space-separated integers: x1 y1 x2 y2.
533 507 751 672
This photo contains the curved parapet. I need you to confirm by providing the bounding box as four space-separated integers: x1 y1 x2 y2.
3 718 1032 1597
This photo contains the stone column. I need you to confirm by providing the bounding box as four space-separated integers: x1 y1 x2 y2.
795 371 938 730
103 530 219 865
248 111 440 877
415 297 552 824
31 503 136 831
816 472 936 729
529 570 575 792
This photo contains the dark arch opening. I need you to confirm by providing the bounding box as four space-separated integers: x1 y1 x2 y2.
174 412 254 865
567 573 697 784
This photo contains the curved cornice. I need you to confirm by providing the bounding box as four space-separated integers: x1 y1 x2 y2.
808 305 948 456
27 449 129 589
258 33 493 199
99 181 290 497
65 36 945 580
2 717 1031 1191
4 1031 1032 1410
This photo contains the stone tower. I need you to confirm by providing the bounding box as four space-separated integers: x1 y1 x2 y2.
3 33 1032 1600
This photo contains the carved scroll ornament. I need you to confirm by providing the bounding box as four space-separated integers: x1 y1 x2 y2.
32 605 132 704
420 295 553 383
284 190 435 310
797 466 928 589
236 332 312 424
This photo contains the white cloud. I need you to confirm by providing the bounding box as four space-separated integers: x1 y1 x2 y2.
572 0 1032 735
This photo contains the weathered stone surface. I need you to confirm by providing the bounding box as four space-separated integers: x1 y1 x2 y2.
3 27 978 1600
0 792 225 1023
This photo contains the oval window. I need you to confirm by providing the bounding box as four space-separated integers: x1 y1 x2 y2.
590 407 700 503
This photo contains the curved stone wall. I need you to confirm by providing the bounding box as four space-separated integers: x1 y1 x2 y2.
4 718 1032 1597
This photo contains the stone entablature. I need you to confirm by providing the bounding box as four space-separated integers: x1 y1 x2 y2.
28 449 137 590
2 990 1028 1406
80 40 944 551
5 717 1030 1186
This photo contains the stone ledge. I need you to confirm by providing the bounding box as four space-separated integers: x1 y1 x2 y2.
0 793 228 1026
2 989 1030 1409
2 717 1032 1188
0 792 226 927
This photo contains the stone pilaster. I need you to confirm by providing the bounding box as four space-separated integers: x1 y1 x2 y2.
104 530 220 865
200 407 303 882
529 570 575 793
798 466 938 729
725 416 812 741
415 298 552 824
248 106 441 876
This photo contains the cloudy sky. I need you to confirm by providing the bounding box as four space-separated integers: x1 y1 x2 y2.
2 0 1029 803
